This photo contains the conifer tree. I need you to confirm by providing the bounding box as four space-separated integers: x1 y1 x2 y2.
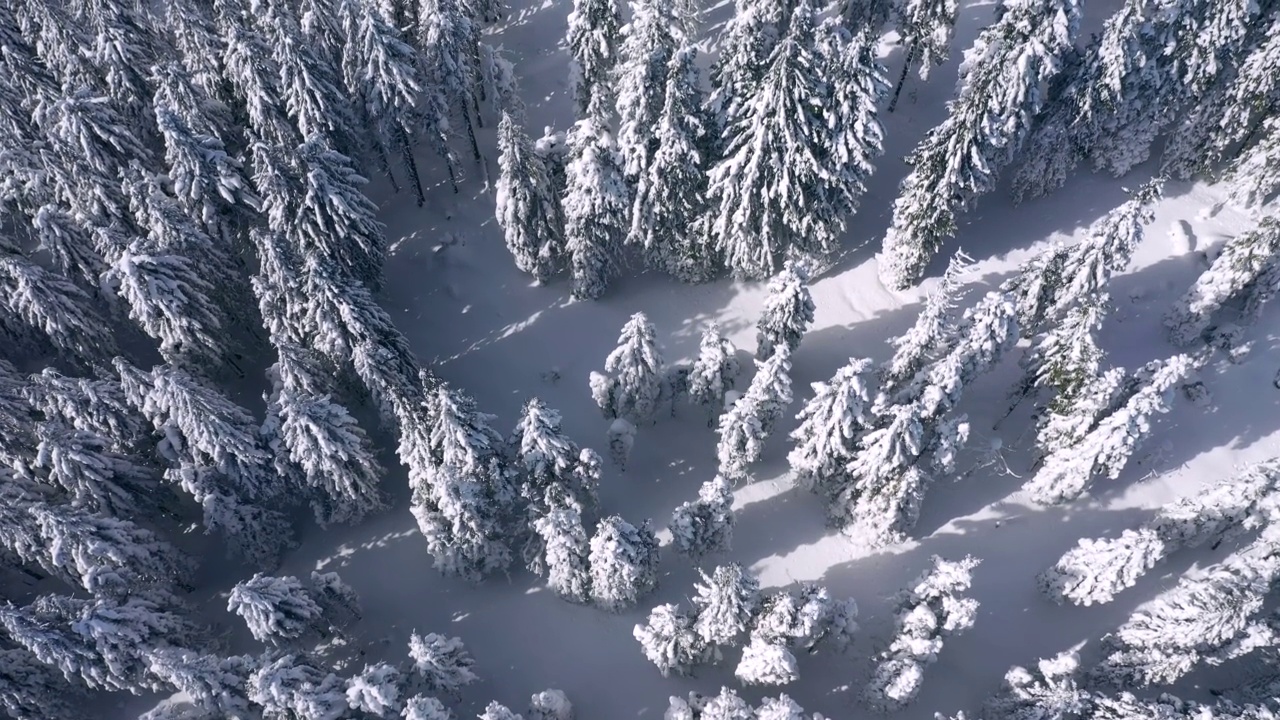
341 0 427 206
1023 353 1201 505
879 250 971 398
227 573 329 646
633 603 706 677
688 322 741 427
983 651 1090 720
629 45 715 280
1015 296 1106 418
268 6 365 161
594 312 667 424
864 556 980 711
25 368 144 453
788 358 876 494
708 0 782 128
701 687 755 720
293 136 387 288
889 0 960 109
0 647 84 720
407 632 478 696
417 0 485 163
532 499 591 602
346 662 403 717
0 254 118 366
147 649 256 720
734 636 798 686
32 422 157 517
1166 218 1280 346
589 515 660 611
669 476 736 559
1093 528 1280 688
1229 120 1280 209
707 0 881 278
756 260 816 360
563 113 629 300
1040 458 1280 606
510 398 598 515
247 653 348 720
527 689 574 720
222 24 298 148
496 112 565 283
403 695 454 720
615 0 678 182
716 343 793 480
879 0 1082 289
29 205 107 291
692 563 761 649
567 0 623 119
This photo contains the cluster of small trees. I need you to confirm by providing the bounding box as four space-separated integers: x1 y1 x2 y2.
497 0 889 295
633 564 857 684
665 687 831 720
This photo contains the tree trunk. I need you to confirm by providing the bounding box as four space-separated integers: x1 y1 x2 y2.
397 125 426 207
888 44 919 113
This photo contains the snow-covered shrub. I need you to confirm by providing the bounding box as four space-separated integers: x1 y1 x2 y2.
589 515 660 611
227 574 326 646
346 663 403 717
633 603 707 677
669 476 735 559
407 632 478 697
528 689 574 720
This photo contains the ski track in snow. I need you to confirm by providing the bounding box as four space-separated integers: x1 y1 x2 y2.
116 0 1280 718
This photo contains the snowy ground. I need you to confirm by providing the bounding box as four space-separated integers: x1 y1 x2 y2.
127 0 1280 717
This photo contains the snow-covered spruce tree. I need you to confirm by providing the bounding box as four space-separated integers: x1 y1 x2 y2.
147 648 256 720
669 476 736 559
25 369 145 453
1092 528 1280 689
688 323 742 427
32 421 158 517
864 555 981 711
615 0 678 182
589 515 660 611
532 499 592 602
879 0 1082 289
496 111 565 283
1039 458 1280 607
888 0 960 109
292 135 387 288
479 701 524 720
567 0 623 119
246 652 347 720
563 112 630 300
592 312 666 424
1003 180 1163 337
693 563 762 650
1229 119 1280 209
528 689 574 720
346 662 403 717
1034 364 1132 458
416 0 485 164
1023 353 1201 505
29 204 107 292
407 632 478 697
879 250 971 399
756 260 816 361
309 570 363 631
707 0 884 278
1010 0 1155 201
839 293 1017 543
402 695 454 720
118 360 286 502
340 0 428 207
25 501 193 598
267 5 364 162
227 573 329 646
751 583 858 654
1166 218 1280 346
630 45 716 281
700 687 755 720
708 0 783 131
0 591 203 694
815 15 890 214
634 603 707 677
735 635 799 686
0 646 84 720
0 253 118 367
510 397 598 515
716 343 794 480
222 24 299 148
1013 294 1106 420
788 358 875 495
983 651 1090 720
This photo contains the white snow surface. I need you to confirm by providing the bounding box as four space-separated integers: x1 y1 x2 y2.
123 0 1280 718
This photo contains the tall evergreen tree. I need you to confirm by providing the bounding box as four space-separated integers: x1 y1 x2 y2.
293 136 387 288
417 0 486 163
0 254 118 366
688 322 741 427
888 0 960 109
147 649 255 720
716 343 794 480
1040 458 1280 606
222 24 298 148
629 45 715 280
563 113 629 300
567 0 623 119
496 111 565 283
788 357 876 494
615 0 679 182
879 250 971 399
879 0 1082 289
0 647 84 720
708 0 782 129
532 498 591 602
669 476 735 559
1166 217 1280 346
589 515 660 611
633 603 706 677
756 259 816 360
29 205 107 292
